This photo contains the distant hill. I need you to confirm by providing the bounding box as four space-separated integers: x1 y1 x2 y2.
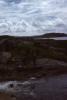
41 33 67 38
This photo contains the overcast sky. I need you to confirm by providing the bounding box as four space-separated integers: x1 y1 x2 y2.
0 0 67 36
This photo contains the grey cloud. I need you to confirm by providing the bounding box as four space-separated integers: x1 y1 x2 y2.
0 0 67 36
4 0 21 3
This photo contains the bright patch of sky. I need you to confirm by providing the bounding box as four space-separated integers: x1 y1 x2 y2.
0 0 67 36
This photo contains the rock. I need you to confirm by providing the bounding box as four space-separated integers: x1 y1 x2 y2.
0 52 11 64
36 58 67 68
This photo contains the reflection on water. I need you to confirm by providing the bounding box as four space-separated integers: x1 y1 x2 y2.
40 37 67 40
51 37 67 40
0 75 67 100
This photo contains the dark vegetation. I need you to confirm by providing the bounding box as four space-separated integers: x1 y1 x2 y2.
0 33 67 80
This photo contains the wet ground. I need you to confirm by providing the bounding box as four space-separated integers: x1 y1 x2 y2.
0 74 67 100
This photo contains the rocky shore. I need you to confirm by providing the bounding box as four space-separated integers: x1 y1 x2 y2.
0 74 67 100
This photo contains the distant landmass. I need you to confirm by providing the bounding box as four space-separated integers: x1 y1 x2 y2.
41 33 67 38
33 33 67 39
0 33 67 39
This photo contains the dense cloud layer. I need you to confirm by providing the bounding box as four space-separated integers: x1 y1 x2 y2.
0 0 67 36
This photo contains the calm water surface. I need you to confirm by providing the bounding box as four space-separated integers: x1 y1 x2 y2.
39 37 67 40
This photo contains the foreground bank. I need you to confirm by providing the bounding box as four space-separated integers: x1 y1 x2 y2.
0 74 67 100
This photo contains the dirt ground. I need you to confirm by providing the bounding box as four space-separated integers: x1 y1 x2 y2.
0 93 16 100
